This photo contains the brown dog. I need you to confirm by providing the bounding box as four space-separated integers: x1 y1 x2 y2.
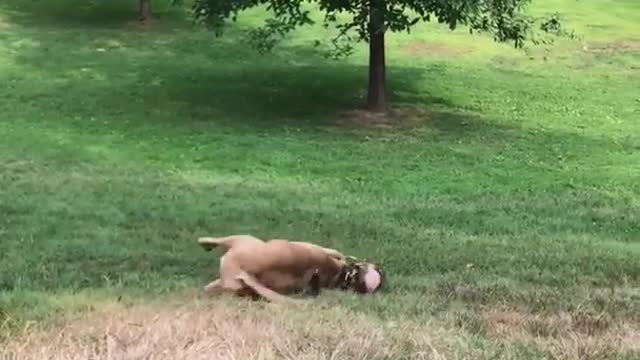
197 235 384 303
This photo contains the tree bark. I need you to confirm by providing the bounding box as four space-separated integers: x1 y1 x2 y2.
139 0 152 21
366 0 386 112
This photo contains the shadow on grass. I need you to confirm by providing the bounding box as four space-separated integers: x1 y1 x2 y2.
0 0 592 147
1 27 455 132
1 0 188 28
160 63 456 127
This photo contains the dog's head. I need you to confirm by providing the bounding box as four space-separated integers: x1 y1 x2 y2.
336 258 385 294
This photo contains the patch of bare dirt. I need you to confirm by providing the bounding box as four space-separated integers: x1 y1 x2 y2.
331 106 442 130
126 17 159 29
402 41 472 58
582 40 640 53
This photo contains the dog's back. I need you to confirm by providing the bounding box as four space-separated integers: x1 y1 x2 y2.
223 239 341 274
246 240 344 294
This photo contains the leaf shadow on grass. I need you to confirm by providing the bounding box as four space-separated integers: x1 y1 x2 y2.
0 0 187 29
0 24 534 148
157 63 457 128
4 43 454 131
0 0 625 142
0 1 460 131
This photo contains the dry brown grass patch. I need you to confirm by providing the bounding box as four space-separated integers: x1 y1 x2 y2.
583 40 640 54
330 106 450 130
2 296 471 360
483 309 640 359
401 41 472 58
4 296 639 359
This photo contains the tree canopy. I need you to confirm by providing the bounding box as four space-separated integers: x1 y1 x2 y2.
192 0 572 112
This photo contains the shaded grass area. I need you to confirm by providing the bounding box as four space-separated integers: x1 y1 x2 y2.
1 0 639 357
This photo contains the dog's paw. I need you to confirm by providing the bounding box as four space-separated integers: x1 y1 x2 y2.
235 273 250 283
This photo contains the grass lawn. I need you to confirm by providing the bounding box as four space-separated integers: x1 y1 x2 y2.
1 0 639 358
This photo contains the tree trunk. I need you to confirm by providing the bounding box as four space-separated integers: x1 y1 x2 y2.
366 0 386 112
139 0 151 21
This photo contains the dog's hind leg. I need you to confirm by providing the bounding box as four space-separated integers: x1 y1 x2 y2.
204 277 259 299
235 272 303 304
204 279 223 294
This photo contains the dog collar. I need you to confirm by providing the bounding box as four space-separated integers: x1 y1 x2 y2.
337 263 357 289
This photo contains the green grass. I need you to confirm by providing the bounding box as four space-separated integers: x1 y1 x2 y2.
1 0 639 356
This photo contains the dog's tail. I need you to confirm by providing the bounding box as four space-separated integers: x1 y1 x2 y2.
197 237 225 252
197 235 262 253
